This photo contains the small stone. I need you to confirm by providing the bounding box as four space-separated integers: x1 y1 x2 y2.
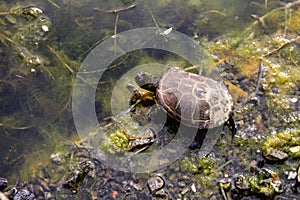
263 148 288 162
181 187 190 195
250 96 259 103
225 56 235 66
129 181 143 191
147 174 165 194
287 171 297 180
289 146 300 153
162 27 173 35
234 175 249 190
177 181 186 187
44 192 52 199
41 25 49 32
0 192 8 200
191 183 196 193
182 175 190 181
290 98 298 103
13 189 35 200
28 56 41 66
30 68 36 73
50 153 64 165
218 178 232 191
0 177 8 190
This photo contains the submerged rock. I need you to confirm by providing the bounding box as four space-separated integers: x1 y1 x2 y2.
263 148 288 162
0 177 8 191
262 128 300 162
147 174 165 194
13 189 36 200
247 167 283 199
219 165 283 199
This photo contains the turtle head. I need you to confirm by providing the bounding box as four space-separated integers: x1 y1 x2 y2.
135 72 159 91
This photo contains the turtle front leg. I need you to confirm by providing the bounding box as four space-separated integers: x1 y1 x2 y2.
129 88 156 108
129 88 156 125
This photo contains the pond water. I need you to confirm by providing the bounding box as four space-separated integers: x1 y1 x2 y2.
0 0 299 199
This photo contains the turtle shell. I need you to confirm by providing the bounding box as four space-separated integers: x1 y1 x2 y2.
156 70 233 129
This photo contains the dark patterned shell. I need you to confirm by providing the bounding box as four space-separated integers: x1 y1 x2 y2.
156 70 233 129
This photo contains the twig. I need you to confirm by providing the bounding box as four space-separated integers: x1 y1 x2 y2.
263 35 300 57
94 4 136 13
47 45 98 88
0 123 34 130
251 14 266 26
94 4 135 51
0 12 11 16
217 160 233 171
287 0 300 7
3 153 24 165
78 53 130 74
0 32 19 46
242 0 300 37
184 65 200 72
114 13 119 35
48 0 61 8
47 45 74 74
147 7 162 32
113 12 119 47
219 183 228 200
78 37 107 59
246 60 264 102
254 59 263 96
289 50 299 67
203 10 227 17
283 6 290 37
133 145 151 154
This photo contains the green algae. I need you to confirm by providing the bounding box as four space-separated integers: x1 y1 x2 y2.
108 130 130 151
181 156 218 188
262 128 300 159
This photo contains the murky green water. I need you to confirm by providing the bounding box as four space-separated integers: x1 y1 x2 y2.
0 0 299 199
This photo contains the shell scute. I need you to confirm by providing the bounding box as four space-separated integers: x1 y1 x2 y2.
157 70 233 129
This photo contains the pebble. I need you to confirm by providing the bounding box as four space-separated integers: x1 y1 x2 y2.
41 25 49 32
44 192 52 199
287 171 297 180
177 181 186 187
289 146 300 154
0 192 8 200
50 153 64 165
0 177 8 190
147 175 165 194
181 187 190 195
181 175 190 181
290 97 298 103
263 148 288 162
129 181 143 191
13 189 36 200
191 183 196 193
38 179 50 192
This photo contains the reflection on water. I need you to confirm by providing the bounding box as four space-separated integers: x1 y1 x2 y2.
0 0 299 199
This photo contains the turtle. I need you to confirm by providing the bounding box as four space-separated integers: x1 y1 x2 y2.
130 68 236 137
